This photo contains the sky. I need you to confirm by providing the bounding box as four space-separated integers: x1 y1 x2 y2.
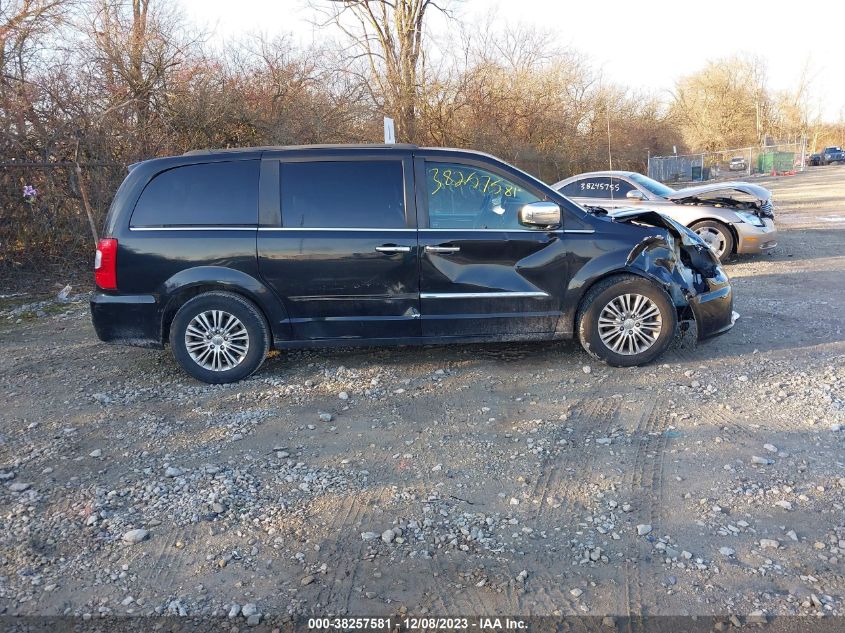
180 0 845 121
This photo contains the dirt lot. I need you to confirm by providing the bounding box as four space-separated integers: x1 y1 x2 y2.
1 166 844 624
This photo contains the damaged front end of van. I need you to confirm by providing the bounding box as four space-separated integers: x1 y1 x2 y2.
607 208 737 339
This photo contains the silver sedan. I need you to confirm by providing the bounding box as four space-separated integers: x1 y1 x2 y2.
552 171 778 262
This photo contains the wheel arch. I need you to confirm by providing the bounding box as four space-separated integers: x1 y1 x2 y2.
687 216 738 255
560 264 686 338
158 267 289 345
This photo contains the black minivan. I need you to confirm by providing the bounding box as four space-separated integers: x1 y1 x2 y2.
91 144 734 383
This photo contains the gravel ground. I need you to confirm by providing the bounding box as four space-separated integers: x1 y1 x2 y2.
1 166 844 625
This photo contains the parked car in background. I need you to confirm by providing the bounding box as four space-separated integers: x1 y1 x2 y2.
553 171 777 262
821 147 845 165
728 156 748 171
808 152 823 166
91 145 734 382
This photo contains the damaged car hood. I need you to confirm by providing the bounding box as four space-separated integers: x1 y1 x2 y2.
666 181 771 204
597 207 722 279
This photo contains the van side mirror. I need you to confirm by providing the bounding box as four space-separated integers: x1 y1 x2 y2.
518 201 561 227
626 190 646 201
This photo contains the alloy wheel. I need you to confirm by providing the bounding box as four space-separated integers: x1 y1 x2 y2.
184 309 250 371
597 293 663 355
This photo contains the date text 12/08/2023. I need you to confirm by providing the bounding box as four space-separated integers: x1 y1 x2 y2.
306 617 528 630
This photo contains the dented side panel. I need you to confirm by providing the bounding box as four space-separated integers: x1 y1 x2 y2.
418 229 567 336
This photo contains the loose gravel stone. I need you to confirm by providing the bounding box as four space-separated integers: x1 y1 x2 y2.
122 529 149 544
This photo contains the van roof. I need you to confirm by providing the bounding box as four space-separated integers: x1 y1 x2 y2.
183 143 419 156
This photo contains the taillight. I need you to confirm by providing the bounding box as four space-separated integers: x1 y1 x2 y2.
95 238 117 290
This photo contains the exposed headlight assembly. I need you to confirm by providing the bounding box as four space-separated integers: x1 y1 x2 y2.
734 210 765 227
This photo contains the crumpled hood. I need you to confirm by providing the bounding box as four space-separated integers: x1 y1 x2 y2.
609 207 706 245
667 181 772 203
595 206 722 279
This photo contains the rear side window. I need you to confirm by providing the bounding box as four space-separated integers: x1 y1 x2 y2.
131 160 259 227
280 160 406 228
564 177 633 199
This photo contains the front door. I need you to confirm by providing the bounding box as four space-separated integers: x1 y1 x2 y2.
416 157 567 337
257 155 420 340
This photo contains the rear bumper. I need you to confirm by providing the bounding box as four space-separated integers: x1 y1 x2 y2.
735 218 777 254
90 292 163 348
689 271 734 339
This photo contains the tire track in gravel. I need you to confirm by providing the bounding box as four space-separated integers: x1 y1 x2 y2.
532 396 622 527
621 393 673 623
146 524 191 594
313 487 379 614
525 395 623 613
702 403 796 440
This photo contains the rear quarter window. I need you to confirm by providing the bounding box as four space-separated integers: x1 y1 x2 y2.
130 160 259 227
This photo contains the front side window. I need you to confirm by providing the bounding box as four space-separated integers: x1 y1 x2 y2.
131 161 259 227
280 160 406 229
566 177 637 199
612 178 635 196
576 177 608 198
558 181 582 197
425 162 541 229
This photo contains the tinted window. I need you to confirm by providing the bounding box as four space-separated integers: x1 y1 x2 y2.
568 177 633 199
425 162 542 229
131 160 259 227
557 181 582 197
280 161 405 228
613 179 635 196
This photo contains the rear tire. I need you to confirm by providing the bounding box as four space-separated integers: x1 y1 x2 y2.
690 220 734 263
577 275 677 367
170 291 270 384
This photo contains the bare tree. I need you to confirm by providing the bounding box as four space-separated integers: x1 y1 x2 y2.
312 0 451 143
671 55 770 151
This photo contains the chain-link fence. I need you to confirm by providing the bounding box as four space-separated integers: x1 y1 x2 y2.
647 141 807 184
0 162 126 283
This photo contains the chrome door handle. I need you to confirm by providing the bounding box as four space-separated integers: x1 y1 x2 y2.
425 245 460 253
375 245 411 253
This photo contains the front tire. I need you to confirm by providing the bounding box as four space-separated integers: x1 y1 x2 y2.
577 275 677 367
690 220 734 263
170 291 270 384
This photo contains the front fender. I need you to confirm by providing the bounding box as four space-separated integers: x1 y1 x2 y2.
557 229 697 336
